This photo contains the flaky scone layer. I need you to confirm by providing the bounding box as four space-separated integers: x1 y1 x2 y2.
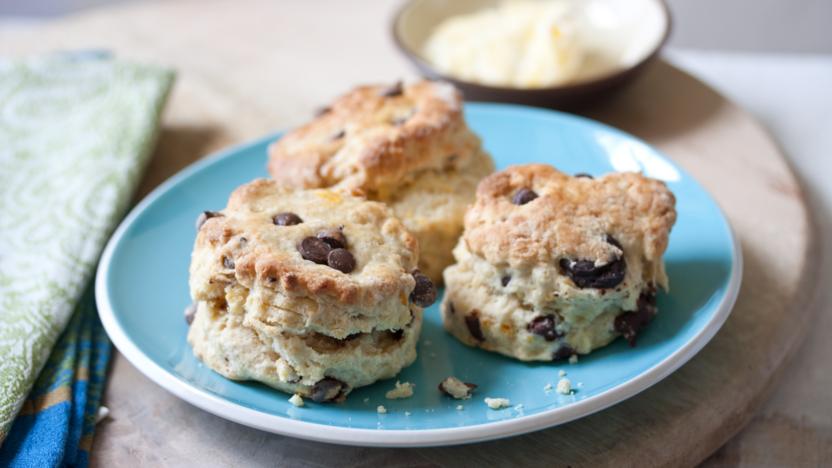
463 164 676 275
441 165 677 361
267 80 483 200
189 301 421 399
188 179 429 400
191 179 419 329
266 81 496 282
388 149 495 282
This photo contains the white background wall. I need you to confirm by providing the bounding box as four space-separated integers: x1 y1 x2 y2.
1 0 830 53
666 0 831 53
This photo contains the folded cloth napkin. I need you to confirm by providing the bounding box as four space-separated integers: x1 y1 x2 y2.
0 287 109 467
0 52 174 463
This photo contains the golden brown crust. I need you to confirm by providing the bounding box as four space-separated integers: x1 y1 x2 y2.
267 80 482 198
464 164 677 267
193 179 419 307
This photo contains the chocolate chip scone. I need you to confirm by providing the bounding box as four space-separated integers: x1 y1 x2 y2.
441 164 677 361
187 179 436 402
267 80 495 283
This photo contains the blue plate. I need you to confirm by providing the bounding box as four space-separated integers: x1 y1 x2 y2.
96 103 741 447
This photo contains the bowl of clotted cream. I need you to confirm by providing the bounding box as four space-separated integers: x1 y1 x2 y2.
392 0 671 108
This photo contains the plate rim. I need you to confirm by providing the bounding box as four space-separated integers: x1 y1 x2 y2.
95 103 743 447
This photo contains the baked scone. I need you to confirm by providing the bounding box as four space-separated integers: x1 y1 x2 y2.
441 164 677 361
267 80 495 283
187 179 436 402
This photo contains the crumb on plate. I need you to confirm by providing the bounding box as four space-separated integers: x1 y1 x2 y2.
557 377 572 395
484 397 511 410
439 376 477 399
385 380 415 400
288 394 304 407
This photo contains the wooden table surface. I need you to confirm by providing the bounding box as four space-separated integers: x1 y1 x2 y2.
1 1 829 466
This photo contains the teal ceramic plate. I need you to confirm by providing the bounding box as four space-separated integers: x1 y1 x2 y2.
96 103 741 447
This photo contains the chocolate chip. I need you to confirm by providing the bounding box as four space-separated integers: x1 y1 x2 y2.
327 248 356 273
409 270 437 307
314 106 331 117
380 80 403 97
222 256 235 269
310 377 346 402
390 329 405 341
443 153 459 170
574 173 594 179
214 297 228 311
606 234 623 250
615 289 657 346
184 303 197 325
274 212 303 226
447 302 456 315
558 256 626 289
527 315 560 341
195 210 223 230
465 312 484 341
552 345 575 361
299 237 330 264
331 129 345 140
512 188 538 205
501 275 511 287
316 228 346 249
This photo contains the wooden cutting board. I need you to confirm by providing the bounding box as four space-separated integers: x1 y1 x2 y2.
0 1 817 466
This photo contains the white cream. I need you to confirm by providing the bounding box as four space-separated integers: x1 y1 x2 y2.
423 0 585 88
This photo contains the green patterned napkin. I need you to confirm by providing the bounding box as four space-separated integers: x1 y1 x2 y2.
0 53 174 442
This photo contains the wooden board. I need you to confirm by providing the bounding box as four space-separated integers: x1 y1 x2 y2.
0 1 819 466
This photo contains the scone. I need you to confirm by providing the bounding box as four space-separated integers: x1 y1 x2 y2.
267 80 495 283
441 164 677 361
187 179 437 402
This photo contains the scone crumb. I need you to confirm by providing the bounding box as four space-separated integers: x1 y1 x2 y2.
557 377 572 395
544 383 554 392
405 411 412 416
558 370 567 377
569 354 579 364
95 406 110 424
385 381 415 400
484 397 511 410
377 405 387 414
288 394 304 407
277 360 298 383
456 405 464 411
439 376 477 399
363 397 370 404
